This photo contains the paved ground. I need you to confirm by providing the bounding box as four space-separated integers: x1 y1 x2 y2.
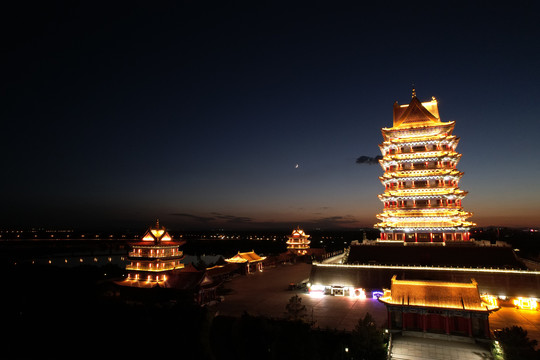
390 334 493 360
214 262 540 345
215 262 396 330
489 305 540 347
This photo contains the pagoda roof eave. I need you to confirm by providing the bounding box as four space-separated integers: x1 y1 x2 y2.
378 297 495 313
376 209 473 217
379 170 463 180
130 240 186 247
379 188 467 197
382 152 461 162
382 120 455 133
381 134 458 145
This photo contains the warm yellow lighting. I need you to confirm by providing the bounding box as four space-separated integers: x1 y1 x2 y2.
376 95 475 239
150 229 165 238
481 294 498 308
513 297 538 310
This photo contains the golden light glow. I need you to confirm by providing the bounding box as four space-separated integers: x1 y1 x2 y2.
376 95 475 240
481 294 498 308
378 276 498 311
121 220 185 288
513 297 538 310
142 234 154 241
225 251 266 264
286 227 311 253
150 229 165 238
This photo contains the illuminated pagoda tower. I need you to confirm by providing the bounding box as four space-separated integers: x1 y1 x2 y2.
286 226 311 255
375 89 475 243
122 220 185 286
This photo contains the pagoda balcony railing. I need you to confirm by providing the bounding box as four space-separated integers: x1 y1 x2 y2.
126 264 178 271
385 184 458 190
385 165 457 172
401 164 456 170
389 146 453 155
384 204 461 209
128 251 183 258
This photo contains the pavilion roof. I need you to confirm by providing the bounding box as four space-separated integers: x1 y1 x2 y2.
225 251 266 263
133 219 181 246
379 276 497 312
290 226 309 238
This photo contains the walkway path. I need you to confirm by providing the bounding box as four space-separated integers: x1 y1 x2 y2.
390 334 493 360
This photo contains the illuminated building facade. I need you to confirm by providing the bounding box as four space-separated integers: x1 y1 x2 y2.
286 226 311 255
378 276 498 338
122 220 185 286
376 90 475 242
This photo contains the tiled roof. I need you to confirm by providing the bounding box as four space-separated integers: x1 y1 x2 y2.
379 276 496 311
393 97 440 128
225 251 266 263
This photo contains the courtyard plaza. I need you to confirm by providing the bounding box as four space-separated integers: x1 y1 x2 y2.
213 261 540 354
214 262 387 329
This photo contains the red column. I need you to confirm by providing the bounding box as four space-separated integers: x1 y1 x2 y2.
444 315 450 334
467 315 473 337
422 313 427 332
484 316 490 338
414 233 418 243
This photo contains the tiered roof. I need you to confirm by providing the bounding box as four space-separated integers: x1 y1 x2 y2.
133 219 184 246
287 227 310 244
376 92 475 234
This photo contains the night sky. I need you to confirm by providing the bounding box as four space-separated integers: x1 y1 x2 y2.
3 1 540 231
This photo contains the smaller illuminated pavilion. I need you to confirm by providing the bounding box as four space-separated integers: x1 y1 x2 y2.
378 276 498 339
121 220 185 287
286 226 311 255
225 251 266 274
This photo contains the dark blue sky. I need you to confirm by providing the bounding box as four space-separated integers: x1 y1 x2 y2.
3 1 540 230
